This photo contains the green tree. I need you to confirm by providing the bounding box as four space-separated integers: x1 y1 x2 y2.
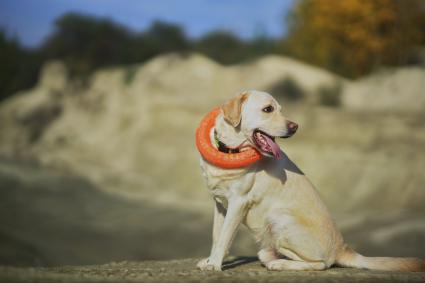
0 30 41 100
196 31 248 64
144 21 190 53
42 13 135 76
41 14 191 77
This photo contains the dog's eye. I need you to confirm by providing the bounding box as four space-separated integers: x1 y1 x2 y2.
262 105 274 113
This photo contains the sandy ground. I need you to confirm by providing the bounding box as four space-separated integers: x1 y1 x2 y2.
1 156 424 268
1 55 424 281
1 258 425 283
0 156 212 266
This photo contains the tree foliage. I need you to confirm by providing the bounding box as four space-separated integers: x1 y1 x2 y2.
42 13 128 76
2 4 425 99
196 31 248 64
42 13 191 77
196 31 278 65
0 30 41 101
284 0 425 77
0 13 278 98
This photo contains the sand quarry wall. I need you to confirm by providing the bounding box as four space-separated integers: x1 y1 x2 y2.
0 53 424 264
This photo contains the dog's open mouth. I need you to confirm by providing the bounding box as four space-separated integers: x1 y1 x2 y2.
253 129 282 159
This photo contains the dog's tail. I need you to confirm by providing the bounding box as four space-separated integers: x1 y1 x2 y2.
336 245 425 272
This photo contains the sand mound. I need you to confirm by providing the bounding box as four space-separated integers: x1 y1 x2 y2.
342 67 425 112
0 53 342 203
1 54 424 211
0 54 424 265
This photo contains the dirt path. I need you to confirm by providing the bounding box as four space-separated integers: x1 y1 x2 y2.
1 258 425 283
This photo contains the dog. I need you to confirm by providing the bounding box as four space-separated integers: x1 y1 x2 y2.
196 90 425 272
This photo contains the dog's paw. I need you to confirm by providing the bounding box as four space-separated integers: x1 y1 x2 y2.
196 258 209 269
266 261 283 271
197 258 222 271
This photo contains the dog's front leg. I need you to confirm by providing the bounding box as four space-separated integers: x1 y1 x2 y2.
211 200 226 253
198 198 247 271
197 200 226 269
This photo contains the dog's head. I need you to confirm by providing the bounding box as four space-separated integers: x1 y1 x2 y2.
221 90 298 159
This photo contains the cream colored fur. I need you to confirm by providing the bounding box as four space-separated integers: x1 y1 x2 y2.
197 90 425 272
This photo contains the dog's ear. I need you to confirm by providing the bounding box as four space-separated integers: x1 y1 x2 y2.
221 92 249 127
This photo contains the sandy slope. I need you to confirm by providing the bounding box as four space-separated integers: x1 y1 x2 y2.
0 53 424 266
343 67 425 111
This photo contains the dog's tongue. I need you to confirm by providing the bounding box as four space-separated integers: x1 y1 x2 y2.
263 134 282 159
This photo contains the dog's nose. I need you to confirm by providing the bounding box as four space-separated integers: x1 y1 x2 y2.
287 121 298 133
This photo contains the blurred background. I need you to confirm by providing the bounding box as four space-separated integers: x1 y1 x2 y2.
0 0 425 267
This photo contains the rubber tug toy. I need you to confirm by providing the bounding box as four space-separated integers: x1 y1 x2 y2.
195 107 262 169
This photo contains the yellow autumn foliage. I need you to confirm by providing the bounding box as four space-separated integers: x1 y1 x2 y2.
285 0 425 77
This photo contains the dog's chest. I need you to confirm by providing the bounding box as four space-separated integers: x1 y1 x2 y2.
199 158 256 201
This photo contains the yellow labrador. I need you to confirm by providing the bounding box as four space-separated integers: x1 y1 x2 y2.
197 90 425 272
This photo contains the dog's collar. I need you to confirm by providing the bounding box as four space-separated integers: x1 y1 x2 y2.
214 130 241 154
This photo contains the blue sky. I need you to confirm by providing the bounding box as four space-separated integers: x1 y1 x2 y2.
0 0 293 47
0 0 294 48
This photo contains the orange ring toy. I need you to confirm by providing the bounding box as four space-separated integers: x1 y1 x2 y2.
195 107 262 169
